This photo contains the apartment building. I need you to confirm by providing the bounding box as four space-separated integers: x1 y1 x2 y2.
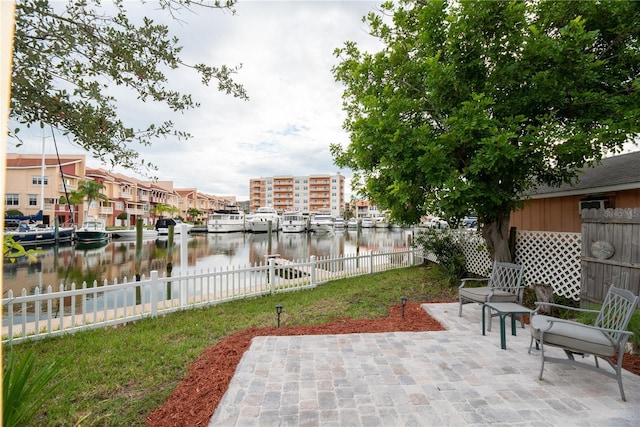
249 173 345 217
5 153 86 226
5 153 242 227
354 200 385 219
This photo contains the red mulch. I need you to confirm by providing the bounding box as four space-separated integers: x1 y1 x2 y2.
145 301 640 427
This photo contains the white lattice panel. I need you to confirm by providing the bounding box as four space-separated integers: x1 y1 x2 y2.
514 231 582 300
458 232 492 276
419 229 582 301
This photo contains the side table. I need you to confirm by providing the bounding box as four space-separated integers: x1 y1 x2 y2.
482 302 532 350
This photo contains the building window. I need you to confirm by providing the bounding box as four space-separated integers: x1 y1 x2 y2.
28 194 38 206
5 194 19 206
32 176 48 185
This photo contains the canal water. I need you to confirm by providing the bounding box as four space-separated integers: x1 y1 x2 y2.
3 228 416 297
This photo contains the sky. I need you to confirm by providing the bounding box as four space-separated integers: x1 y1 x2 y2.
7 0 386 201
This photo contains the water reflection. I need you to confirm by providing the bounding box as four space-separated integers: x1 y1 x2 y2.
3 228 415 296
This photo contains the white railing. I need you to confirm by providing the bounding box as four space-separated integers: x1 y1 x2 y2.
2 248 422 344
3 229 583 344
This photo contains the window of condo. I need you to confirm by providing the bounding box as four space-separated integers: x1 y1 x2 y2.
6 194 19 206
28 194 38 206
32 175 48 185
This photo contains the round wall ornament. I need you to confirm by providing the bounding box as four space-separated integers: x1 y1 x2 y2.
591 240 615 259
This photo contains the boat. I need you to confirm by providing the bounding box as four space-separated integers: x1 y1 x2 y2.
360 216 374 228
309 214 334 233
111 228 159 240
5 220 75 246
75 218 111 243
155 218 193 235
333 217 346 229
243 214 254 232
347 218 358 229
207 207 245 233
281 211 307 233
248 207 280 233
374 215 389 229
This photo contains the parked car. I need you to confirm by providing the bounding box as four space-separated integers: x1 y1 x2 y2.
422 217 449 229
462 217 478 230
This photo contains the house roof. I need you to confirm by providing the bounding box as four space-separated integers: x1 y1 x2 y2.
530 151 640 199
6 154 84 169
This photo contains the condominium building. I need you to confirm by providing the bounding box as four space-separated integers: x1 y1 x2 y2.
5 153 241 227
249 173 345 217
5 153 86 226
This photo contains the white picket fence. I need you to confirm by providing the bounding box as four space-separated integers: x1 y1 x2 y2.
2 229 583 344
2 249 421 344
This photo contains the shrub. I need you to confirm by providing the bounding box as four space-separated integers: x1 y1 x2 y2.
414 228 466 284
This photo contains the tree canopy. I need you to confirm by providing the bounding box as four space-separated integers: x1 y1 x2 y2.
11 0 247 172
332 0 640 261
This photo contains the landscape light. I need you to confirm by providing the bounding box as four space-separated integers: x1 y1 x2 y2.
401 296 408 319
275 304 283 328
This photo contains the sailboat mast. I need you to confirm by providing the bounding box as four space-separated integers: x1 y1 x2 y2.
40 132 46 215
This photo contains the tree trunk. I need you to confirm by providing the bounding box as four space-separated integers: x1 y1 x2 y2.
481 215 512 262
532 283 554 314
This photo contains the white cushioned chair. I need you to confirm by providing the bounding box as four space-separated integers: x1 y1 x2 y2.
529 285 639 401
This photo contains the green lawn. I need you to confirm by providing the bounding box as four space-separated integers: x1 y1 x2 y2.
3 265 458 426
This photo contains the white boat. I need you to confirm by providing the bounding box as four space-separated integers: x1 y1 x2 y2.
309 214 334 233
76 218 111 243
333 217 346 229
207 208 245 233
281 211 307 233
360 217 374 228
243 214 254 232
248 207 280 233
347 218 358 229
155 218 194 235
111 228 158 240
374 215 389 229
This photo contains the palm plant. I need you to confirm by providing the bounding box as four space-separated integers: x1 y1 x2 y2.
152 203 179 219
3 350 61 427
69 180 109 219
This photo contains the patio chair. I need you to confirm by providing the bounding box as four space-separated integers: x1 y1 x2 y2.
528 285 639 401
458 261 525 330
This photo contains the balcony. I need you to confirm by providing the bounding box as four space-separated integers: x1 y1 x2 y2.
120 192 133 199
59 184 77 192
99 206 113 215
126 208 146 216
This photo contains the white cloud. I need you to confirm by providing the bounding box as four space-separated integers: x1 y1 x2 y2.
8 0 384 200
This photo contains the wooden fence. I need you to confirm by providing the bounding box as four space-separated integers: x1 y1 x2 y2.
580 208 640 303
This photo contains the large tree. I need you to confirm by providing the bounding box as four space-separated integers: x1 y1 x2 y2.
11 0 247 172
332 0 640 261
